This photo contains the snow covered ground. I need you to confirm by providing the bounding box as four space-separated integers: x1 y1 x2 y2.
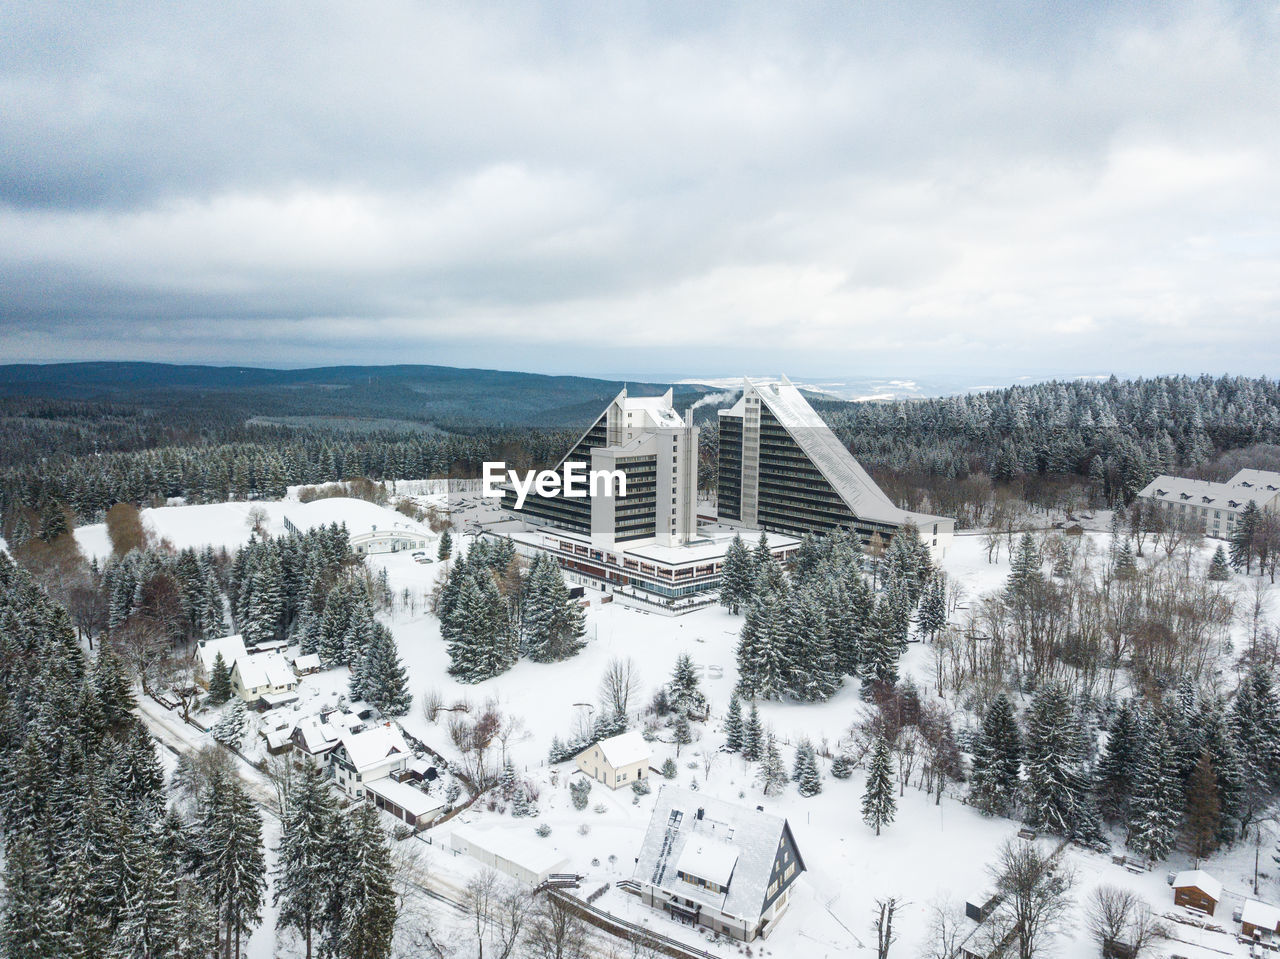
119 491 1275 959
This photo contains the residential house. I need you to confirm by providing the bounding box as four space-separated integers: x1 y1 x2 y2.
576 730 650 789
330 723 411 799
230 652 299 706
633 787 805 942
195 635 247 688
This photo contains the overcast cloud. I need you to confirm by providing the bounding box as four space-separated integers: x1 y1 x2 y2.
1 1 1278 379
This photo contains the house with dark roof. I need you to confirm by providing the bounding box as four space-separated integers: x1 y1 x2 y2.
632 787 805 942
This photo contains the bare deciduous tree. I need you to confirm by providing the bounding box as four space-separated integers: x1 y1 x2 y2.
921 899 965 959
1086 885 1163 959
524 894 589 959
599 657 640 719
989 840 1075 959
874 897 901 959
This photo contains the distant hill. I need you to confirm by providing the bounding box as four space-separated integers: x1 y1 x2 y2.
0 362 717 429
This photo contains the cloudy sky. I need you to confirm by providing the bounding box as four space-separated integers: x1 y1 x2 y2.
2 1 1278 381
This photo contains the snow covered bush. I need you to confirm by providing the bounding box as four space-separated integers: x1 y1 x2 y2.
569 777 591 810
536 823 552 838
631 777 651 796
661 758 677 779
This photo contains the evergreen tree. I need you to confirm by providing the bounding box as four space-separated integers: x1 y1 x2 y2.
351 623 411 716
1208 545 1231 581
197 773 266 959
862 598 901 686
208 651 233 706
38 498 69 543
724 693 744 753
792 739 822 797
93 646 139 727
1022 685 1096 839
1230 501 1261 572
831 754 853 779
668 653 707 717
522 554 586 664
719 534 753 614
917 574 948 641
741 703 763 761
110 834 184 959
212 699 247 749
322 804 398 959
1184 750 1221 863
735 580 790 700
437 528 453 562
862 736 896 835
1114 540 1137 578
1199 701 1245 844
1127 711 1181 861
969 694 1022 817
1095 700 1143 824
446 569 516 683
785 586 841 702
1231 665 1280 825
672 713 693 756
757 732 788 797
274 763 336 959
1 834 66 958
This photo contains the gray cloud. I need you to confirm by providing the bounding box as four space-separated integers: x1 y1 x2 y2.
2 1 1279 378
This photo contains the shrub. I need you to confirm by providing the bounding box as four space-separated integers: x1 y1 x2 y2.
661 758 677 779
536 823 552 838
570 777 592 810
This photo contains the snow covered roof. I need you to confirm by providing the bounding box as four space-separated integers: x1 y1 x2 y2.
233 652 296 691
198 635 246 673
722 376 949 529
676 838 738 888
595 730 651 769
451 821 570 876
338 724 411 773
365 778 444 819
1242 899 1280 931
293 653 322 672
634 786 802 921
1173 870 1223 901
293 717 341 754
1139 469 1280 510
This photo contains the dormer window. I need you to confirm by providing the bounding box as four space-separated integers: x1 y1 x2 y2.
1180 493 1191 500
1155 489 1167 497
1202 497 1213 504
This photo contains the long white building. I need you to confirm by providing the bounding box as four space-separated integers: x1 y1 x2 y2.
1137 468 1280 539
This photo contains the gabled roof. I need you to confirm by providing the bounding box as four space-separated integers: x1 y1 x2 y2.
338 723 410 773
594 730 651 768
198 635 247 674
292 717 341 754
634 786 803 921
1173 869 1223 901
233 652 295 691
1242 899 1280 931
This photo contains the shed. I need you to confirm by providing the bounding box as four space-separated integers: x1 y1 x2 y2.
365 778 445 829
1241 899 1280 939
1172 869 1223 916
450 822 570 886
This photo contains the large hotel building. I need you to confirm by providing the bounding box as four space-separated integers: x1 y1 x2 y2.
489 377 953 610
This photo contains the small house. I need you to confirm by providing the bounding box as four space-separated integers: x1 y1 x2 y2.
1241 899 1280 939
633 786 806 942
1172 869 1222 916
330 723 411 799
292 653 322 676
575 730 650 789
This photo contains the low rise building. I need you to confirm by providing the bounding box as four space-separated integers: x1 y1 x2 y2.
1172 869 1222 916
451 822 570 886
230 652 299 706
1138 469 1280 540
576 730 650 789
331 723 412 799
633 787 805 942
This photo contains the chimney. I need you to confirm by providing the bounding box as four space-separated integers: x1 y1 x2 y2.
696 808 704 820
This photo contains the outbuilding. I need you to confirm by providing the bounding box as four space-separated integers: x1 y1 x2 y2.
1172 869 1223 916
450 822 570 886
1241 899 1280 939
